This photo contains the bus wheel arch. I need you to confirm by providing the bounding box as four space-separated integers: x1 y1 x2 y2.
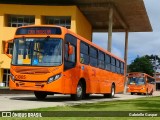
111 83 115 97
71 78 86 100
79 78 90 99
104 83 115 98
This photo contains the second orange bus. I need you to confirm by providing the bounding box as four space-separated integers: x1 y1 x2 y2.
127 72 155 95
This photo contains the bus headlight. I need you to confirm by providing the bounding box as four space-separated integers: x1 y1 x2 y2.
10 74 15 82
47 73 61 84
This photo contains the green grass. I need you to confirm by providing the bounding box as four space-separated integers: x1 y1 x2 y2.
2 96 160 120
28 96 160 111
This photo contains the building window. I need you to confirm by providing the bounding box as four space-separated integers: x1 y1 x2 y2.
7 14 35 27
44 16 71 29
3 69 10 87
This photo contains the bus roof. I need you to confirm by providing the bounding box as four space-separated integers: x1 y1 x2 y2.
127 72 154 78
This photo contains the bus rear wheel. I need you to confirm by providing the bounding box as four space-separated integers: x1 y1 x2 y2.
104 84 115 98
144 89 148 96
71 81 83 100
34 91 47 100
137 93 142 95
149 89 153 95
131 92 134 95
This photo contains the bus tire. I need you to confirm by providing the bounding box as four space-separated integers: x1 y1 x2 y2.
71 81 83 100
131 92 134 95
150 89 153 95
145 89 148 96
104 84 115 98
34 91 47 100
84 93 90 99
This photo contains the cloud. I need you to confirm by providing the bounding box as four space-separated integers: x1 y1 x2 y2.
93 32 125 59
128 32 160 55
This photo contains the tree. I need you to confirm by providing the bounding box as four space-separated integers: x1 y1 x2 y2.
129 56 154 76
145 55 160 64
145 55 160 70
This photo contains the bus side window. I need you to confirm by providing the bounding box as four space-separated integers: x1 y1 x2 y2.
116 59 120 74
64 34 77 70
120 62 124 74
89 46 98 67
98 51 105 69
111 57 116 72
105 54 111 71
80 41 89 65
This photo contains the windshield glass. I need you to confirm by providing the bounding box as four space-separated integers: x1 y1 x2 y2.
128 77 145 85
12 37 62 66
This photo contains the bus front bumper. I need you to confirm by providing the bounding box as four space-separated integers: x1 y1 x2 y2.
9 78 63 93
127 88 146 94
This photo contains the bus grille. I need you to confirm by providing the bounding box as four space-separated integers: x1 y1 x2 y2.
14 67 50 74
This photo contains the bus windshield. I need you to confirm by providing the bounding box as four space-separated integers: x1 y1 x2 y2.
12 37 62 66
128 77 145 85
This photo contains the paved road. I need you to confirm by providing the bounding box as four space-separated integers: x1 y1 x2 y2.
0 91 160 111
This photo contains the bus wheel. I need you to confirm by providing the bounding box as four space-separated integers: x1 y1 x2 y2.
145 89 148 96
104 84 115 98
150 89 153 95
34 91 47 100
84 94 90 99
71 81 83 100
131 92 134 95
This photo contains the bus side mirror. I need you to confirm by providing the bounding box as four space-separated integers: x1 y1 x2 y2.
5 39 13 58
68 43 74 55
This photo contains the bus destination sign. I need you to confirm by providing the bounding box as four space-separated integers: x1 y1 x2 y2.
16 27 62 35
28 29 52 35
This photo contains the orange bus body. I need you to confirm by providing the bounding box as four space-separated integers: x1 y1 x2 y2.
127 72 155 95
9 25 125 100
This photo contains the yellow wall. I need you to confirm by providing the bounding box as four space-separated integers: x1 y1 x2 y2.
75 7 92 41
0 4 92 83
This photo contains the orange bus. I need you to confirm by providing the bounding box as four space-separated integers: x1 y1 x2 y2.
9 25 125 100
127 72 155 95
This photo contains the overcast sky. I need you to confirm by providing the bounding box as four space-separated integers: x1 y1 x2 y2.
92 0 160 64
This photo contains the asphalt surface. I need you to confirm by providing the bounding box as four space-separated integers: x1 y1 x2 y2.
0 91 160 111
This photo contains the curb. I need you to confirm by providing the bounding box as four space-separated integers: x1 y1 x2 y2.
0 88 33 94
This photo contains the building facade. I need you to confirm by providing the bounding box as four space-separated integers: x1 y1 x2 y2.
154 73 160 90
0 4 92 86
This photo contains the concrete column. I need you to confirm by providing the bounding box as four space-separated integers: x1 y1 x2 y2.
108 7 113 52
124 30 129 94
